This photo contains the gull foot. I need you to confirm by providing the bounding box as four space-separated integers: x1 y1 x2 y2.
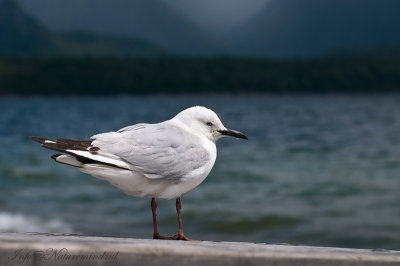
172 233 201 241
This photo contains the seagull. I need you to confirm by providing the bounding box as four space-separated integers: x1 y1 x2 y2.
30 106 247 241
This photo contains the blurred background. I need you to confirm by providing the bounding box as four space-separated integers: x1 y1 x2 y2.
1 0 400 250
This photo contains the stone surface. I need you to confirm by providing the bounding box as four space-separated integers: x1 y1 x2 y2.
0 232 399 266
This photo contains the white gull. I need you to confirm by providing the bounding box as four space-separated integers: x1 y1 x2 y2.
31 106 247 240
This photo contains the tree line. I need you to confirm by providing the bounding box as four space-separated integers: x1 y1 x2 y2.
0 56 399 95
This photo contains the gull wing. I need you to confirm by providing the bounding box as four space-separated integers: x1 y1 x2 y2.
29 136 132 169
91 121 210 180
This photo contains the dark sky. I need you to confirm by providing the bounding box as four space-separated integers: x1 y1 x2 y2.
16 0 270 35
6 0 400 57
162 0 270 34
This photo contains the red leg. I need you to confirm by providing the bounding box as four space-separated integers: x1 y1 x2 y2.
151 198 173 240
173 197 199 241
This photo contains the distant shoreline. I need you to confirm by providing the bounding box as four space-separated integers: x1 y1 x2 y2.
2 92 400 98
0 57 399 95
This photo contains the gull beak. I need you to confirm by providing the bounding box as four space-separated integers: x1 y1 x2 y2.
218 129 248 140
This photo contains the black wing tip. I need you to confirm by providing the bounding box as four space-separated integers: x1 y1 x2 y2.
51 154 62 161
30 136 47 144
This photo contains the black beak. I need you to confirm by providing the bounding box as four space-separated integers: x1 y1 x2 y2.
218 129 248 140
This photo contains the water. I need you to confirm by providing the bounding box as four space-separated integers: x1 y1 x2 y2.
1 95 400 250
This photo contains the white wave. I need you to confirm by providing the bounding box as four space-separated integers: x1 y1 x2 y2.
0 212 74 233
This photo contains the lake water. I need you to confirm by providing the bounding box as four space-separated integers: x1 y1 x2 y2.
1 95 400 250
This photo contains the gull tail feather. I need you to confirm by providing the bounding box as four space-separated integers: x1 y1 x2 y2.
29 136 131 170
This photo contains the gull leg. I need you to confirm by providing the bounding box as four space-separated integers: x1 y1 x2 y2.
173 197 198 241
151 197 172 240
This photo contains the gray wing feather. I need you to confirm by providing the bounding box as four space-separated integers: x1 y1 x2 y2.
91 121 209 180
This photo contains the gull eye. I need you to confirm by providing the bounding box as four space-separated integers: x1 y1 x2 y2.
206 122 213 127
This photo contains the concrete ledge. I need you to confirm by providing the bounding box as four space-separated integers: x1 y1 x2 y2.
0 233 399 266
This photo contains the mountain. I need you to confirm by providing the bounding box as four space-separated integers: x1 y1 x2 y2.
0 0 162 57
0 0 59 56
5 0 400 59
58 32 163 58
16 0 221 56
229 0 400 58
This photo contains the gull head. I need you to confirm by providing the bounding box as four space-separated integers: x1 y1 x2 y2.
174 106 248 142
